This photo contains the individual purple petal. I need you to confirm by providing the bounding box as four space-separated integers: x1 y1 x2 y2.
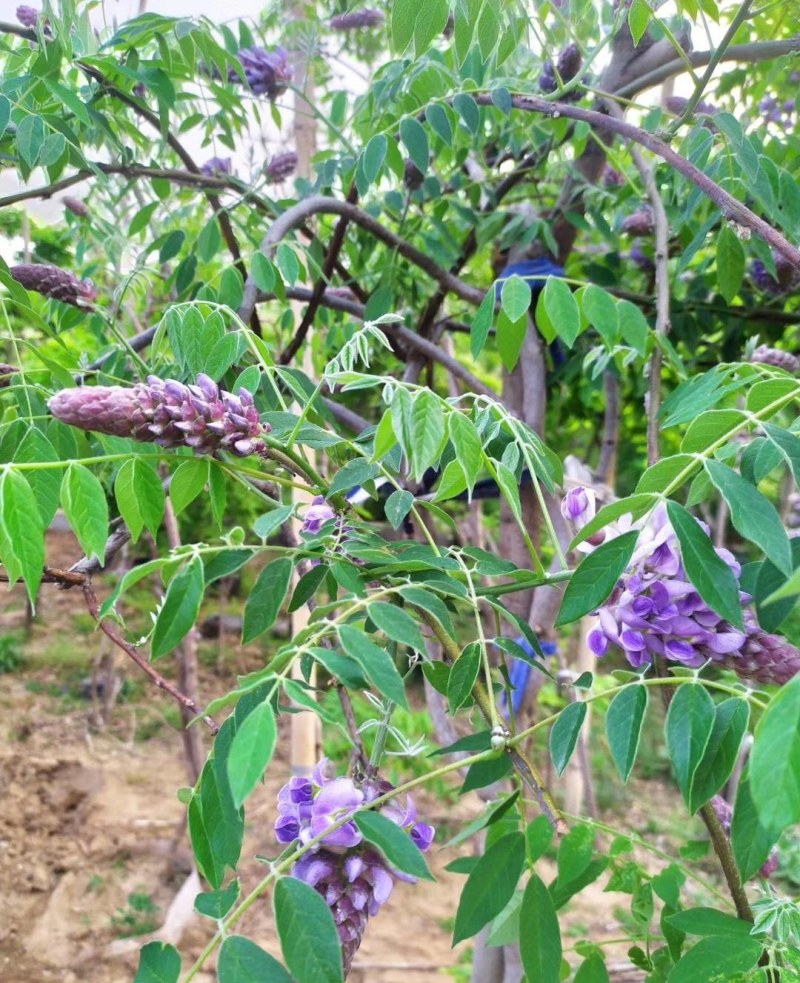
410 822 435 852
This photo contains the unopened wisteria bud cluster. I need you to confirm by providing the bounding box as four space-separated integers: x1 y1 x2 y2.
539 43 583 100
275 759 434 975
11 263 97 308
48 374 270 458
562 491 800 686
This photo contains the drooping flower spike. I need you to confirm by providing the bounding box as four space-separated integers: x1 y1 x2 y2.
275 759 435 975
48 374 270 458
562 490 800 686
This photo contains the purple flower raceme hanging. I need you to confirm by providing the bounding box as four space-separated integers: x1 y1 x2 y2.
11 263 97 308
329 8 385 31
563 490 800 686
48 374 270 458
264 151 298 183
229 46 292 100
199 157 232 178
275 759 435 975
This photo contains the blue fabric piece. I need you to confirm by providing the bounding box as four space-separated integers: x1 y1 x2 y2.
494 257 565 300
500 637 558 717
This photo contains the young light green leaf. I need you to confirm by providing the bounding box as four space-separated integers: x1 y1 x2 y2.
550 702 587 777
519 874 562 983
228 701 277 808
274 877 344 983
665 684 716 809
500 275 531 322
169 458 209 516
61 462 109 563
556 530 638 626
354 811 434 880
605 685 648 783
452 832 526 944
242 558 293 644
115 458 165 543
0 469 44 605
152 555 205 659
705 460 792 575
542 276 580 348
666 501 743 628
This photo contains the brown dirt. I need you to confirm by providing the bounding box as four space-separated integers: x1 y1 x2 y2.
0 530 674 982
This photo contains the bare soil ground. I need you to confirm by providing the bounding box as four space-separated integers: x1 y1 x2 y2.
0 530 688 983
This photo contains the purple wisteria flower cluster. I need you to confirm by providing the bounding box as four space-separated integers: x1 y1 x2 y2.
200 157 232 178
329 8 385 31
750 253 800 295
62 196 89 218
11 263 97 308
751 345 800 374
275 760 434 974
265 151 298 183
48 374 270 458
229 46 292 100
563 490 800 686
621 206 655 237
759 94 797 129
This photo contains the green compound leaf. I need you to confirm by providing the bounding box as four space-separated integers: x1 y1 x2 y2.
151 554 204 659
115 458 165 543
606 685 648 783
227 700 277 809
61 462 109 564
667 935 761 983
750 673 800 833
447 641 482 713
666 500 743 628
556 530 638 626
133 941 180 983
519 874 562 983
274 877 344 983
452 831 526 944
0 469 44 606
665 684 716 809
549 702 587 777
705 459 792 576
354 811 434 880
338 624 408 708
731 772 781 881
689 698 749 813
217 935 292 982
242 557 293 644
